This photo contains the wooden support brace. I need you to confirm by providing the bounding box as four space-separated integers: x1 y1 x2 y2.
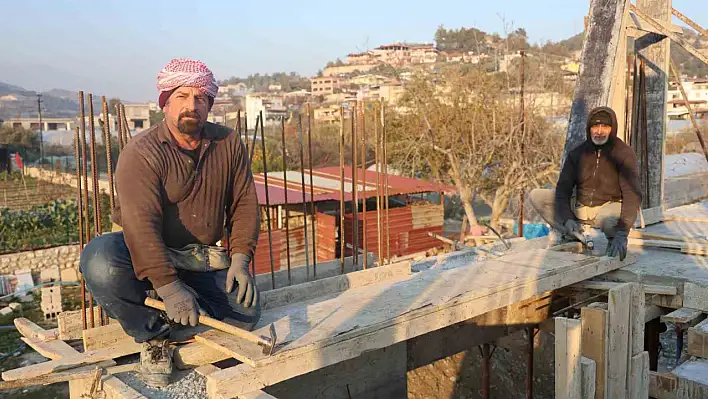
556 317 583 399
628 352 650 399
607 283 632 399
581 357 597 399
573 280 677 295
582 305 609 399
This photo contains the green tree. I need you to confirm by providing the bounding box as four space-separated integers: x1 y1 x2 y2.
150 110 164 125
0 125 40 162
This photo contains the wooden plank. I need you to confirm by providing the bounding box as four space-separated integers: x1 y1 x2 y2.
193 329 265 367
688 318 708 358
173 341 229 370
649 371 679 399
670 359 708 398
671 7 708 37
572 280 677 295
1 341 141 381
101 376 147 399
633 206 665 227
629 283 645 357
556 317 582 399
261 260 411 310
629 230 708 243
192 364 278 399
607 282 632 399
58 308 112 341
684 282 708 312
82 322 134 351
581 356 597 399
14 318 58 341
0 365 102 390
21 337 78 361
195 364 220 377
562 0 628 160
581 306 609 399
661 308 705 325
630 4 708 66
633 0 671 209
207 254 635 398
628 351 650 399
627 238 708 252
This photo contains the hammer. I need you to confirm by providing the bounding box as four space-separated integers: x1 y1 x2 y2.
144 297 277 355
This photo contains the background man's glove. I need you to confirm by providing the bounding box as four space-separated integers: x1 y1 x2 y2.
607 230 629 261
564 219 583 241
155 280 199 327
226 253 258 308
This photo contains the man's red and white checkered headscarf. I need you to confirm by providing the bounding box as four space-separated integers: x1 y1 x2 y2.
156 58 218 108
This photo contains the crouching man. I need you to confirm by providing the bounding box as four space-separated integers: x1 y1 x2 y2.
529 106 642 260
79 58 261 387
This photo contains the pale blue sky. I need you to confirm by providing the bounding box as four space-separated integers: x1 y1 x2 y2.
0 0 704 101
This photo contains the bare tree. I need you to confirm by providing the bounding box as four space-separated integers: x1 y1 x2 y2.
386 66 565 229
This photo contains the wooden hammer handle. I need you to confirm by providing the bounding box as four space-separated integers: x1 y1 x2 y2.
144 297 269 347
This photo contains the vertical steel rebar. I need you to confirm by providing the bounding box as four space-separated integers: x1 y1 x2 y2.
120 104 131 143
244 113 249 156
382 103 390 262
351 104 359 266
481 343 491 399
339 106 346 274
281 118 292 285
526 325 535 399
259 111 276 290
625 55 633 142
518 50 525 238
298 113 311 280
74 127 87 331
360 104 368 269
116 104 124 151
101 98 115 213
375 103 382 265
88 94 100 328
78 92 90 330
306 103 317 278
249 115 260 165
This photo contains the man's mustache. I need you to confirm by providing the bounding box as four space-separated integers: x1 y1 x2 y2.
179 112 200 120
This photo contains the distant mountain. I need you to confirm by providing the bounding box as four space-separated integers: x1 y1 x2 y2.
0 82 100 120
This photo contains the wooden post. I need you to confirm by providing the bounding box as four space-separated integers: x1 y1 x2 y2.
634 0 671 209
556 317 583 399
581 306 609 399
607 283 632 399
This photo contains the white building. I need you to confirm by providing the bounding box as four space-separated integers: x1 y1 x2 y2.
667 79 708 119
245 94 287 127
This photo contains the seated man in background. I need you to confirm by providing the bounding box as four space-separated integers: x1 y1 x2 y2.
529 106 641 261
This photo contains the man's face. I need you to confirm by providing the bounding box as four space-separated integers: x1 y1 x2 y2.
590 123 612 145
163 87 210 136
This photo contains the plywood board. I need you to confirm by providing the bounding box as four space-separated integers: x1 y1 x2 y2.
607 283 632 399
207 253 634 398
581 306 609 399
58 308 114 341
82 323 134 351
173 342 230 370
556 317 582 399
688 318 708 359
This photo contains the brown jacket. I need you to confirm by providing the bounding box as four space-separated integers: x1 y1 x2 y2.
113 121 259 288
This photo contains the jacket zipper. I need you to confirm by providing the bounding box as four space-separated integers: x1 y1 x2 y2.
588 149 601 207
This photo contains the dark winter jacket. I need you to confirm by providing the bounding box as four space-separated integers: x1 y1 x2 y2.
555 107 642 232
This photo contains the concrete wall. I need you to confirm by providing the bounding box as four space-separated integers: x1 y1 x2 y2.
0 244 81 281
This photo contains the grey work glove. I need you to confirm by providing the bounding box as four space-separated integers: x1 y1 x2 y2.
564 219 584 241
226 253 258 308
155 280 199 327
606 230 629 261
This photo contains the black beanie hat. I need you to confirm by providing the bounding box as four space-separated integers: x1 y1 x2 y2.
589 110 613 127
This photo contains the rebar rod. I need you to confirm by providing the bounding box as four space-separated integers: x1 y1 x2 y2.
101 97 115 213
116 104 124 151
640 59 649 203
526 325 535 399
351 104 359 266
382 103 390 261
244 113 249 156
249 114 260 165
74 126 87 331
298 113 311 280
78 92 91 330
258 112 276 290
375 103 382 264
339 106 346 274
281 118 292 285
87 94 100 328
306 103 317 277
360 103 368 269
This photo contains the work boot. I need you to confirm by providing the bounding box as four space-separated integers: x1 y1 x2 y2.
139 338 173 388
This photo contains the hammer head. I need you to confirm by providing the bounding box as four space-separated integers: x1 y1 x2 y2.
259 324 278 356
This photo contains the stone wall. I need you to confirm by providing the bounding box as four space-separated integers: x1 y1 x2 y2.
0 245 81 282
